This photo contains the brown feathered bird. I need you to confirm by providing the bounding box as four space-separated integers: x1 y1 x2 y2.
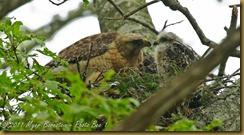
154 32 199 81
46 32 151 84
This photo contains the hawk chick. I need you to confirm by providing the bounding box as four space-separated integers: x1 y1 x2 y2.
154 32 199 81
46 32 151 84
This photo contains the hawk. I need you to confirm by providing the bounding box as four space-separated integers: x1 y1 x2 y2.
154 32 199 81
46 32 151 84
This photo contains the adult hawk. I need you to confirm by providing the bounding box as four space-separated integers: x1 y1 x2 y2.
46 32 151 84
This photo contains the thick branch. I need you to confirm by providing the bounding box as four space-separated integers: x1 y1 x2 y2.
0 0 31 19
112 27 240 131
218 6 238 77
161 0 212 45
160 0 240 58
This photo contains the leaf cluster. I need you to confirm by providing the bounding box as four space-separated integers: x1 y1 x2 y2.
0 18 138 131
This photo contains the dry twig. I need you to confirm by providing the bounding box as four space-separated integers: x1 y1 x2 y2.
161 20 184 31
81 42 94 82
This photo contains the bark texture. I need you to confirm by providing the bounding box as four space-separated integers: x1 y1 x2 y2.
93 0 157 39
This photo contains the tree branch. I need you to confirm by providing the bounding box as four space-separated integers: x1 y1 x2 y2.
218 5 239 77
106 0 124 16
123 0 160 19
106 0 158 34
161 19 184 31
111 27 240 131
126 17 158 34
229 4 240 8
106 0 160 19
160 0 240 58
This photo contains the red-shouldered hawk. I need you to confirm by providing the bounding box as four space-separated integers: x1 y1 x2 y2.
46 32 151 84
154 32 199 80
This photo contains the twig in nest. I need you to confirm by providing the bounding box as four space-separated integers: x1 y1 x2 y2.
94 71 105 83
87 70 104 89
81 42 94 82
161 20 184 31
75 57 82 80
49 0 68 6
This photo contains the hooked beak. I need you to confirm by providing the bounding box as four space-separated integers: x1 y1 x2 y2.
143 38 152 47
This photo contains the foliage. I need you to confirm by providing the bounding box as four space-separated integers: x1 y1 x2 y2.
0 18 138 131
167 116 223 131
111 70 161 102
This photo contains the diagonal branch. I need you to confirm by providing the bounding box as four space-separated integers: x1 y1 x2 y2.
161 19 184 31
106 0 160 20
123 0 160 19
161 0 214 46
106 0 158 34
127 17 158 34
111 27 240 131
218 5 239 77
106 0 124 16
160 0 240 58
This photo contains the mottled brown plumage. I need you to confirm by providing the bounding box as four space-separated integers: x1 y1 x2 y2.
46 32 151 83
155 32 199 80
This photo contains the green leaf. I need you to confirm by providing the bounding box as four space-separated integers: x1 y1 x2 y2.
168 118 198 131
203 119 223 131
82 0 89 8
103 70 115 81
12 21 23 36
36 47 58 60
4 18 12 26
83 0 89 4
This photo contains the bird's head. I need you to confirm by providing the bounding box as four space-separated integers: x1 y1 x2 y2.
115 33 151 56
153 32 183 46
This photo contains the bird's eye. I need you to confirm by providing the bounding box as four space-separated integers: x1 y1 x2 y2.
159 37 168 42
132 39 143 46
